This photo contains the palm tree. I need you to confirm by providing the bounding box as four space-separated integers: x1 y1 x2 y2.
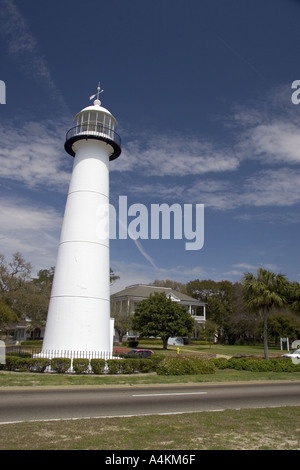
289 282 300 313
242 268 289 359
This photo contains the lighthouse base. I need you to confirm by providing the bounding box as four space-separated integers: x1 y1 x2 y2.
42 308 115 357
37 318 115 367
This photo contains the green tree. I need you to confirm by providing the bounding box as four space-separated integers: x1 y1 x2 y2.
186 279 233 303
196 320 218 347
221 283 261 345
0 252 33 318
288 282 300 313
25 267 55 330
267 310 300 346
112 310 132 343
110 268 119 285
0 298 18 330
32 267 54 291
0 252 34 332
132 292 195 349
152 279 188 294
186 279 235 343
242 268 289 359
0 252 32 296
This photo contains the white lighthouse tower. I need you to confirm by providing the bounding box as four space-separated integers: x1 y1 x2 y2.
42 84 121 356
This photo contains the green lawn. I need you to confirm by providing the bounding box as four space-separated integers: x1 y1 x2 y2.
1 366 300 388
0 406 299 450
16 339 285 357
139 341 284 357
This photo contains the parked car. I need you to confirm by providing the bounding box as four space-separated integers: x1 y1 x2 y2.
281 349 300 359
125 349 154 359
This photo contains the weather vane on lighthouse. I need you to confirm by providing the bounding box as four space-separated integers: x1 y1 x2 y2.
89 82 104 104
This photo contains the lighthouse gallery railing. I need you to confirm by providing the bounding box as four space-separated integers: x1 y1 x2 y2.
66 123 121 147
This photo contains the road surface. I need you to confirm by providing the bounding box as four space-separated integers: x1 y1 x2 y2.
0 382 299 424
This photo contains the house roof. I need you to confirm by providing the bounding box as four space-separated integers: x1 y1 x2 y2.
111 284 205 306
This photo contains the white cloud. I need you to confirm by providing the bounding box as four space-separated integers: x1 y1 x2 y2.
0 0 37 55
242 169 300 207
232 262 279 274
114 85 300 213
0 197 62 272
115 91 300 181
237 120 300 165
114 135 239 176
234 211 300 224
233 263 262 271
120 167 300 210
0 198 60 231
0 121 72 190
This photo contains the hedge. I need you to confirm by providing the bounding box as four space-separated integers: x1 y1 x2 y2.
156 356 216 376
105 358 161 374
26 358 50 373
90 358 106 374
6 354 299 375
4 356 50 372
211 357 300 372
72 358 90 374
106 359 137 374
50 357 71 373
1 356 162 374
5 356 29 372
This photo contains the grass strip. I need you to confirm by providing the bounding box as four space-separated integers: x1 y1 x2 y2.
0 406 299 450
1 369 300 388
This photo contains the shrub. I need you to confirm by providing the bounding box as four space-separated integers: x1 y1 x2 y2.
107 359 123 374
50 357 71 373
214 357 271 372
105 357 162 374
138 358 156 373
211 358 230 369
20 340 43 347
3 356 16 371
73 358 89 374
156 356 216 376
90 358 106 374
212 356 300 373
4 356 28 371
149 354 165 368
227 357 245 370
26 358 50 373
16 357 30 371
239 359 270 372
270 358 300 372
106 358 148 374
122 359 136 374
190 357 216 374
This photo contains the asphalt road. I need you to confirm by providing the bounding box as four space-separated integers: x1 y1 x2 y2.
0 382 299 424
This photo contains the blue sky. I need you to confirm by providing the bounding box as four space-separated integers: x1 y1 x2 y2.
0 0 299 293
